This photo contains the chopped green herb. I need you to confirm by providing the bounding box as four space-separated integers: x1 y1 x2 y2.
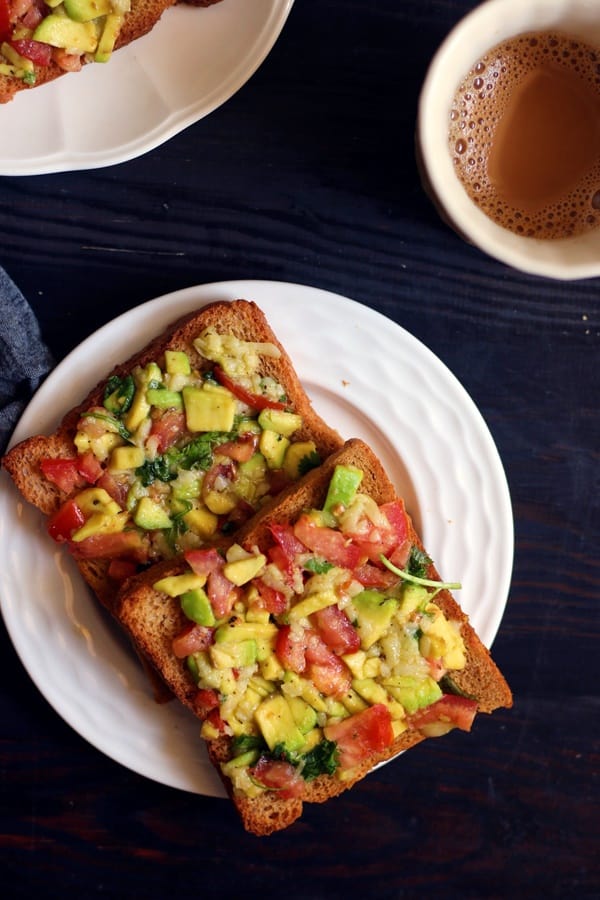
300 739 339 780
439 674 478 701
232 734 266 757
380 553 461 592
103 374 135 416
297 450 321 476
81 410 131 441
304 557 334 574
406 545 432 579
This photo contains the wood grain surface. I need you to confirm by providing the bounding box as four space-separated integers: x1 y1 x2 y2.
0 1 598 898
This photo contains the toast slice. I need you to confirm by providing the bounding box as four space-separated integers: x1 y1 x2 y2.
2 299 343 616
117 438 513 835
0 0 178 104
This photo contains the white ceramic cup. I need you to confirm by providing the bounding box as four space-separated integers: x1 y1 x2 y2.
417 0 600 280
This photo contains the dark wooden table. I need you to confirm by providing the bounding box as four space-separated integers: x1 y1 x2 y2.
1 1 598 897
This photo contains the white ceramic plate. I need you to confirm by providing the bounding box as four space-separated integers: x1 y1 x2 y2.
0 280 513 797
0 0 293 176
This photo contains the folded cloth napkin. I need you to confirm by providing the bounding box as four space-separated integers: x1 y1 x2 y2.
0 267 54 454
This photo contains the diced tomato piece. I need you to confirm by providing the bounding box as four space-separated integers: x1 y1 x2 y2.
172 623 214 658
213 365 287 411
311 604 360 656
47 498 85 542
76 450 103 484
149 410 186 453
250 757 305 799
184 547 224 576
69 530 149 562
206 707 226 732
380 500 409 544
192 687 220 717
0 0 11 42
267 523 306 584
293 514 364 569
254 579 288 615
40 457 86 494
107 558 138 582
275 624 307 674
96 472 129 508
207 570 237 618
324 704 394 769
304 630 352 697
352 563 399 589
9 37 52 65
215 432 259 462
409 695 478 734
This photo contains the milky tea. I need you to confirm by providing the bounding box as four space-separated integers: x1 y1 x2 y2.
448 31 600 240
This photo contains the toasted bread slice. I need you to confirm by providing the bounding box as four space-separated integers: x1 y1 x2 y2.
2 299 343 616
117 438 512 835
0 0 178 104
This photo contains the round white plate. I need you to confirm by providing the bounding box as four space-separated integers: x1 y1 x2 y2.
0 280 513 797
0 0 293 176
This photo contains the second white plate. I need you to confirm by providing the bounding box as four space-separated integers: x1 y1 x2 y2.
0 280 513 797
0 0 294 175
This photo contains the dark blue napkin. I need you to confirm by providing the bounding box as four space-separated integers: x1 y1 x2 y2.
0 267 54 454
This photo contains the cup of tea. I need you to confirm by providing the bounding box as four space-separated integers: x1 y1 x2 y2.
417 0 600 280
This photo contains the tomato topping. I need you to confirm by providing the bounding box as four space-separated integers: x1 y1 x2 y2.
149 410 186 453
324 704 394 769
254 579 288 615
275 624 307 674
304 630 352 697
250 757 305 799
311 604 360 656
47 498 85 542
9 38 52 65
213 365 288 411
96 472 129 507
215 432 259 462
69 530 149 562
409 695 478 734
184 547 224 576
40 458 86 494
172 623 215 658
76 450 103 484
293 514 364 569
0 0 11 42
107 558 138 582
352 562 399 589
192 687 220 717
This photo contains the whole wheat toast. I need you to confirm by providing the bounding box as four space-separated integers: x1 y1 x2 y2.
117 438 513 836
2 299 343 615
0 0 193 103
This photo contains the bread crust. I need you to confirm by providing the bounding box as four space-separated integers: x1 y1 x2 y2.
116 438 513 836
0 0 177 104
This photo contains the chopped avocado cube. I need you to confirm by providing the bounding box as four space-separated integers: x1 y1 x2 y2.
124 387 151 433
183 506 218 539
134 497 172 531
257 408 303 437
223 553 266 586
259 654 285 682
180 587 215 626
352 590 399 650
283 440 318 479
203 488 237 515
254 694 306 753
71 510 128 542
259 429 289 469
214 620 278 644
33 14 98 52
182 385 235 433
64 0 112 22
153 572 206 597
146 388 183 410
322 465 364 524
288 696 318 734
108 445 146 472
398 583 430 619
381 675 442 714
210 639 257 670
74 487 119 516
220 749 260 778
287 588 339 623
94 12 123 62
164 349 191 375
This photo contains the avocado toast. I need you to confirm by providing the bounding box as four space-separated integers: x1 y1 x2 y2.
116 438 513 835
2 299 343 616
